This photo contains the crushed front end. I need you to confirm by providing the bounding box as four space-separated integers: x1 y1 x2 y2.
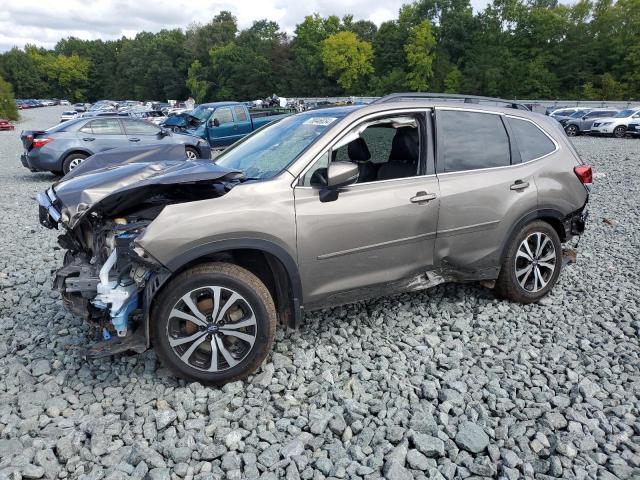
38 187 164 356
36 159 242 358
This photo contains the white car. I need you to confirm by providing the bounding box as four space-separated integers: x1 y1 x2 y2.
590 107 640 138
59 111 78 123
59 100 71 106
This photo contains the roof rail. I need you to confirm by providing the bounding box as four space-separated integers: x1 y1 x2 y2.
372 92 531 111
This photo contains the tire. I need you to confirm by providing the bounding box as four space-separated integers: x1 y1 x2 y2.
185 146 200 160
613 126 626 138
62 153 88 175
494 220 562 304
565 124 579 136
151 262 276 385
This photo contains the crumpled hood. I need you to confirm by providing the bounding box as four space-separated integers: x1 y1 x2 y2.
51 160 242 227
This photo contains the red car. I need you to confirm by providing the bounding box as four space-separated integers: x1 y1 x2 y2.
0 119 15 131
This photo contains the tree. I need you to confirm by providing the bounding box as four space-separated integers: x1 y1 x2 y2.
186 60 208 102
405 20 436 91
0 75 18 120
321 31 373 91
444 65 462 92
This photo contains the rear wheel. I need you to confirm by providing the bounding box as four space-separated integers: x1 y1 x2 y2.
565 124 579 136
185 146 199 159
62 153 88 174
151 263 276 385
495 220 562 303
613 125 626 138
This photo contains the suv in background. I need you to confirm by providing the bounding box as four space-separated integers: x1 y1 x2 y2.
21 116 211 174
563 109 619 136
549 107 591 122
591 107 640 137
37 93 591 384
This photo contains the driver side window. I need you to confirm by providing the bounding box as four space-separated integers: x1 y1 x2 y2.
302 115 422 187
212 107 234 125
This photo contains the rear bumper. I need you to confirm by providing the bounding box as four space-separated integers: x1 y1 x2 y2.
563 207 588 239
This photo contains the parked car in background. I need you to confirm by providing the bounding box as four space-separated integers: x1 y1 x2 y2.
0 119 15 131
627 121 640 137
162 101 291 148
36 93 591 384
60 100 71 106
550 107 591 123
562 109 619 136
59 111 78 123
129 109 167 125
73 103 87 112
21 116 211 174
590 108 640 138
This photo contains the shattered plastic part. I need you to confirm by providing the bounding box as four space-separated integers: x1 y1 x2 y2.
92 249 140 337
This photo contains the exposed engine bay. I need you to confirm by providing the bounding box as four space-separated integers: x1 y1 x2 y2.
36 158 242 357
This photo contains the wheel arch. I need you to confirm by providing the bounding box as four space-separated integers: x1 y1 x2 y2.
143 239 303 348
500 209 568 264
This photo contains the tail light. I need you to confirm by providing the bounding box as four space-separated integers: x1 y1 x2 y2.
32 137 53 148
574 165 593 185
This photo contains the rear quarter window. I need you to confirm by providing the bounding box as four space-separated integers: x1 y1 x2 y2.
508 117 556 162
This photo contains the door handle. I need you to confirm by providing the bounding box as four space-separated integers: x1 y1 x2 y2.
410 191 437 204
129 138 140 142
510 180 530 190
82 137 95 142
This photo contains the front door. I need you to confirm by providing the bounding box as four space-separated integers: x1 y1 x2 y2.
207 107 236 148
232 106 252 140
293 112 440 308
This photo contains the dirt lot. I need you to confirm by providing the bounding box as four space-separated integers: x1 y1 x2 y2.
0 106 638 480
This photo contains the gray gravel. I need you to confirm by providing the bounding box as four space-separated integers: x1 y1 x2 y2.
1 106 639 480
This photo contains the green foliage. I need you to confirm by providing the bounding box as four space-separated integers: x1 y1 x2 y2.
444 66 462 93
405 20 436 91
186 60 208 102
0 1 638 101
321 32 373 91
0 75 18 120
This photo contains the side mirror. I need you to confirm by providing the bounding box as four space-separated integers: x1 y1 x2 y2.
210 117 220 127
632 114 640 119
320 161 359 202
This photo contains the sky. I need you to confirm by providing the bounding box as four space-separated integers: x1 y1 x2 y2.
0 0 490 52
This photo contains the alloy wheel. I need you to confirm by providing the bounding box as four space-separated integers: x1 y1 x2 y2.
185 149 198 160
166 286 257 372
68 158 84 170
565 125 578 136
514 232 557 293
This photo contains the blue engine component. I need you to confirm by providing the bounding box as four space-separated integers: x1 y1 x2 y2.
111 294 138 336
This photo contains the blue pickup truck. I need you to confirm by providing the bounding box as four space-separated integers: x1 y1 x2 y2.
162 101 291 148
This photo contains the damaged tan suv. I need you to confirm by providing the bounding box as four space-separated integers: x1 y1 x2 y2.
37 93 591 384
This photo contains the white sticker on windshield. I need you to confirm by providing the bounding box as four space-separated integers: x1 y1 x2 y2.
303 117 336 126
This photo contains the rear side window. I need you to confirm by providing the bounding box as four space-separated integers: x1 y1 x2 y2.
82 119 123 135
438 110 511 172
233 106 248 122
123 120 160 135
508 118 556 162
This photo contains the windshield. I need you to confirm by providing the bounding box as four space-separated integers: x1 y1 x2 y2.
215 112 344 180
189 105 215 122
614 109 636 118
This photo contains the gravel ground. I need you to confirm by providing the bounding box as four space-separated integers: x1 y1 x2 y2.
0 106 638 480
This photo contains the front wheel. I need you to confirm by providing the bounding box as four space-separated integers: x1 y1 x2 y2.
613 126 626 138
151 263 276 385
495 220 562 303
